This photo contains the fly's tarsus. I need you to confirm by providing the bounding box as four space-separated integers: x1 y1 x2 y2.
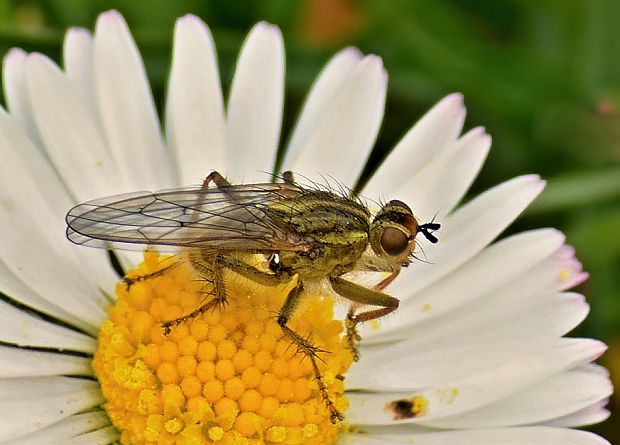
345 309 362 362
122 261 178 290
161 297 225 335
278 321 343 423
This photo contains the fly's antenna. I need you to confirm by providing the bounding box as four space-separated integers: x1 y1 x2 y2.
418 211 441 244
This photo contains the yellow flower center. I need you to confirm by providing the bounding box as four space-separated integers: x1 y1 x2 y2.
94 252 353 444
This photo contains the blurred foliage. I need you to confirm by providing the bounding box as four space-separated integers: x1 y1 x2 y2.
0 0 618 440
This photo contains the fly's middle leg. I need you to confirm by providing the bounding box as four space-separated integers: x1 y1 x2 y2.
344 308 362 362
277 281 345 424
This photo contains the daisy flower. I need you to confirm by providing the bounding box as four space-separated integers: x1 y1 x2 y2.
0 10 612 445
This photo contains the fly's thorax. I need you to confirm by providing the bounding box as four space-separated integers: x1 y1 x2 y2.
263 190 372 279
266 191 370 237
278 230 368 280
369 200 420 266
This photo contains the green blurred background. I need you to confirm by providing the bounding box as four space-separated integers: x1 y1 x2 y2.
1 0 618 441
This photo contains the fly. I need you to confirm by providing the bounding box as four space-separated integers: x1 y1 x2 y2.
65 171 441 422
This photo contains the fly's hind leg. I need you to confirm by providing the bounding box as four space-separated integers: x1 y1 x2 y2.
160 171 234 333
331 276 400 362
278 281 344 424
161 253 228 334
161 253 293 334
123 258 178 290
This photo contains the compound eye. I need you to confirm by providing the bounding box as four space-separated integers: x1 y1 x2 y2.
380 227 409 256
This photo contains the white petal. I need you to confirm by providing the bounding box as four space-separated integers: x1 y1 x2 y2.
0 345 92 377
226 22 284 182
347 338 606 425
350 337 602 393
368 227 561 339
0 262 78 328
388 126 491 220
351 338 551 391
367 232 587 343
93 10 174 189
0 203 106 332
0 109 119 294
0 299 96 352
284 54 387 188
71 426 120 444
282 47 362 169
367 289 588 351
166 14 226 185
362 93 466 198
63 27 96 115
2 48 27 116
542 401 611 428
0 107 71 229
343 427 611 445
0 377 103 442
421 366 612 428
0 118 116 312
8 412 111 445
24 52 128 200
1 48 42 144
389 175 545 300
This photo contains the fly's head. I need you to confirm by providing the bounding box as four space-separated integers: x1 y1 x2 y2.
369 200 441 268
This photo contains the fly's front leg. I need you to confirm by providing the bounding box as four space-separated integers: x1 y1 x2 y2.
374 268 400 292
162 253 292 334
330 276 400 361
277 281 345 424
344 269 400 359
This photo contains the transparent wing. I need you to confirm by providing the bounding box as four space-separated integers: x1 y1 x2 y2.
66 184 310 252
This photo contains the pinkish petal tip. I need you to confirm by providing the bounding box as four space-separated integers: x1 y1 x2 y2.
364 54 383 67
339 46 363 61
97 9 127 29
67 26 91 37
574 272 590 287
5 48 26 62
444 92 464 107
253 21 279 34
589 340 608 361
100 9 122 20
178 13 203 26
468 126 486 137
